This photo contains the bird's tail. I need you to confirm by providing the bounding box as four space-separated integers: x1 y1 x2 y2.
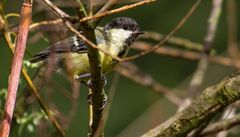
29 52 49 63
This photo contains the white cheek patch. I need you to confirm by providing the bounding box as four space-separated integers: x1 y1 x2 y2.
111 29 132 40
105 29 133 56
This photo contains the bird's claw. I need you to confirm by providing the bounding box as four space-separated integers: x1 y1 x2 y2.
87 93 108 110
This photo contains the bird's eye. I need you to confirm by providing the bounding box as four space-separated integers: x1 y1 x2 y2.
123 26 128 30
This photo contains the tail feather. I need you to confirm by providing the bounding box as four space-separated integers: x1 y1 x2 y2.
29 53 49 63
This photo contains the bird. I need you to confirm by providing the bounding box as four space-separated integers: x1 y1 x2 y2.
30 17 145 85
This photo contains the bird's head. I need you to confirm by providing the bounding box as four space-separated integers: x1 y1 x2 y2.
103 17 145 45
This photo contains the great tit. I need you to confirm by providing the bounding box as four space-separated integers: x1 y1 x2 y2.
30 17 144 83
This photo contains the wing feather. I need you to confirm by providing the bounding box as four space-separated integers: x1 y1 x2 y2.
30 36 88 63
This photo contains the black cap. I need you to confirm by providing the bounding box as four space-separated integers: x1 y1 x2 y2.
104 17 141 32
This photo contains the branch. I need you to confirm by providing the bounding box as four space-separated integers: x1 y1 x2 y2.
75 2 106 137
0 0 32 137
141 72 240 137
83 27 105 137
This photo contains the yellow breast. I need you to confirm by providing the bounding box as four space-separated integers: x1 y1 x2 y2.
62 51 118 80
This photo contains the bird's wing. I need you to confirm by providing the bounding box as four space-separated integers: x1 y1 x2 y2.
29 36 88 63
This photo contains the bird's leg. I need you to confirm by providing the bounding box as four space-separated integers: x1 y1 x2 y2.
74 73 91 86
75 73 107 87
75 73 108 109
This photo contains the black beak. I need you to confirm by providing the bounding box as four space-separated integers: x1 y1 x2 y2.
133 30 146 35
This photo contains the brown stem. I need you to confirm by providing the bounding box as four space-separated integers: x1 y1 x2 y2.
0 0 32 137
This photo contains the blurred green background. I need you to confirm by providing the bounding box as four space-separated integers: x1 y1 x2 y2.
1 0 240 137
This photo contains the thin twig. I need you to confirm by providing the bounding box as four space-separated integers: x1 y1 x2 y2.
141 32 203 51
4 13 20 19
121 0 202 61
199 113 240 137
188 0 223 96
29 18 62 31
96 0 121 14
80 0 156 24
89 0 120 22
215 107 236 137
132 42 240 69
0 1 32 137
41 0 69 18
